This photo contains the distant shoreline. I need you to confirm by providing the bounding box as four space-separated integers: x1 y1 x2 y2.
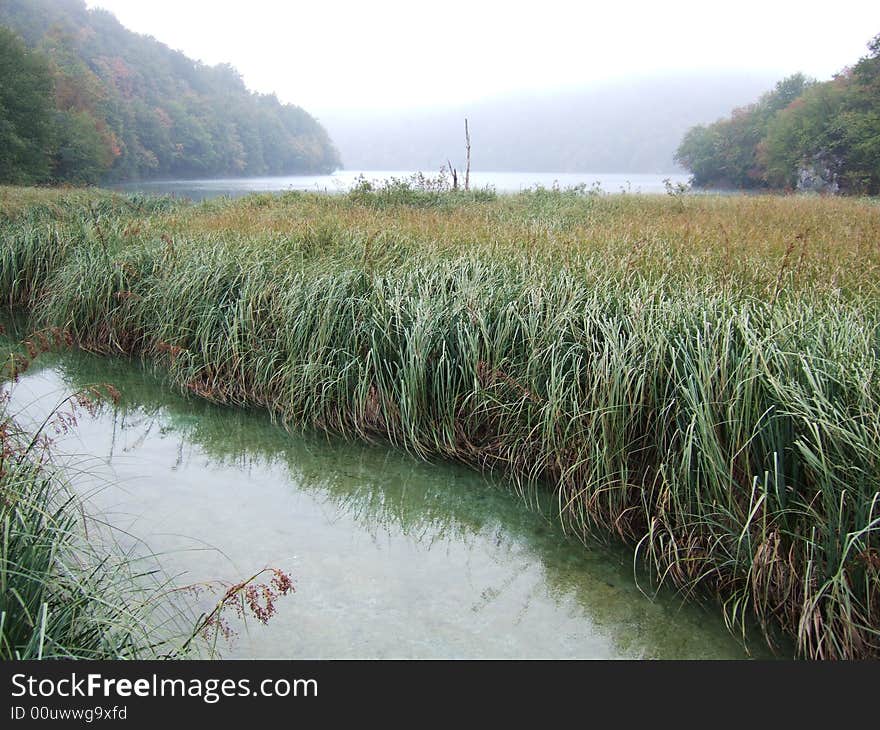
107 170 692 201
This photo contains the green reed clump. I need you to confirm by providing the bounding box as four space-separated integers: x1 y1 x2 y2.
0 348 291 660
0 385 173 659
3 188 879 658
0 189 185 308
348 172 497 209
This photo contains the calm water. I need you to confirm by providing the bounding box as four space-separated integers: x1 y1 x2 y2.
113 171 690 201
3 346 771 659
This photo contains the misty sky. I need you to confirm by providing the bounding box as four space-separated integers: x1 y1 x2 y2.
85 1 877 115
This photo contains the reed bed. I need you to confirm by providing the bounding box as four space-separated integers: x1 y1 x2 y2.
0 375 172 659
1 333 290 659
2 184 879 658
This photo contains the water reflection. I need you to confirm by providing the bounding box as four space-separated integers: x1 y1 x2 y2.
4 346 773 658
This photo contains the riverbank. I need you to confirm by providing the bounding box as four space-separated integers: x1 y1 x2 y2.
1 320 294 659
2 183 879 658
5 341 763 658
0 327 167 659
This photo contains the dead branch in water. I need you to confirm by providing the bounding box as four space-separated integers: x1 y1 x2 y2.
447 159 458 191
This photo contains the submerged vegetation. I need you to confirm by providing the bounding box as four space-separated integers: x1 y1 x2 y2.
1 183 879 659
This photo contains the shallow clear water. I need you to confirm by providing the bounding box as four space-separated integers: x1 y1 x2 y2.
3 347 771 659
112 171 690 201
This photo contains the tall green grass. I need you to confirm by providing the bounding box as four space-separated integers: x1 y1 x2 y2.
0 384 175 659
0 355 289 660
2 184 879 658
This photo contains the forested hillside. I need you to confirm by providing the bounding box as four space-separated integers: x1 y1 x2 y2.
0 0 340 184
676 33 880 194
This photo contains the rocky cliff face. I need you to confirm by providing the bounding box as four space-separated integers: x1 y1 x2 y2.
797 158 841 193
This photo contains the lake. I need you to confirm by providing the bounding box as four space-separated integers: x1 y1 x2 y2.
113 171 690 201
2 342 772 659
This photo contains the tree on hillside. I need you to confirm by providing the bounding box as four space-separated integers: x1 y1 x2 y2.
677 32 880 195
840 33 880 193
0 0 341 183
674 74 813 189
38 24 121 183
52 109 117 183
0 27 54 184
761 34 880 194
761 78 849 191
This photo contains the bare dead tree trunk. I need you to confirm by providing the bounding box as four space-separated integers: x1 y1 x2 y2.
447 159 458 191
464 118 471 192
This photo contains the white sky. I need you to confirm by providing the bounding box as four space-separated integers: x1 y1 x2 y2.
85 1 878 115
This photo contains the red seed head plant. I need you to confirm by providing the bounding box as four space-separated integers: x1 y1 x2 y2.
173 568 295 656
